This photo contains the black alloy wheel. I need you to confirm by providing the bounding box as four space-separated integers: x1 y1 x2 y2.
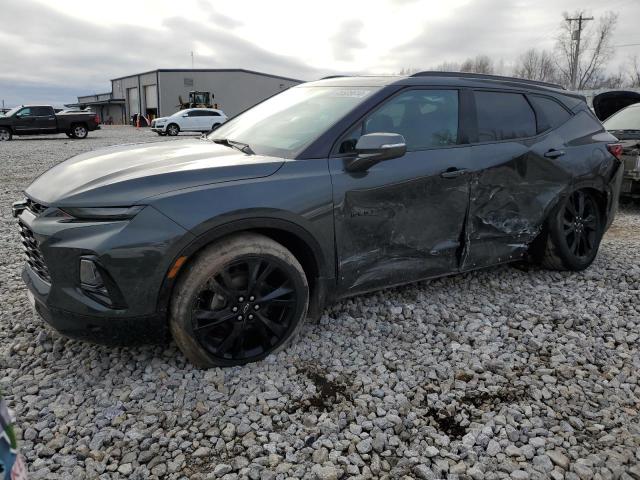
191 257 301 361
170 233 309 367
539 189 603 271
561 190 599 259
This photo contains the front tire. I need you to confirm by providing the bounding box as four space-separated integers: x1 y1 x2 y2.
170 233 309 368
539 190 603 271
167 124 180 136
0 127 12 141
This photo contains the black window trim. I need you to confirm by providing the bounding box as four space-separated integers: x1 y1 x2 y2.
525 92 574 135
330 86 470 157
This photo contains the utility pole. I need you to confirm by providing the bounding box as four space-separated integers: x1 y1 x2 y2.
191 51 194 69
566 13 594 89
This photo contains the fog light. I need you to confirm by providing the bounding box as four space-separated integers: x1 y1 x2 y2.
80 258 104 288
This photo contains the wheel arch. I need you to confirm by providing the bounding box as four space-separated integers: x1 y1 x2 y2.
157 217 332 326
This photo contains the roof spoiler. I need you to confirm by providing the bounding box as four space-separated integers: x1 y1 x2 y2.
410 71 565 90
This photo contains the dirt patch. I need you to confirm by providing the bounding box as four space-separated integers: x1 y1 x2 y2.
461 386 529 410
423 386 530 440
286 366 352 413
425 407 468 439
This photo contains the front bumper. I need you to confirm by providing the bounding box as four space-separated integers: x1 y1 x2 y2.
151 125 166 133
17 204 192 344
24 268 166 344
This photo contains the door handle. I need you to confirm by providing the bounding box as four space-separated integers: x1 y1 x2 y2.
544 149 565 159
440 168 468 179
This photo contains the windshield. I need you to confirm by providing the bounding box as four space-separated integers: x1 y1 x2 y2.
208 86 378 157
1 107 22 117
603 104 640 130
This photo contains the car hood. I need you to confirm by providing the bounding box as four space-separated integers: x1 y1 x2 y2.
154 117 169 122
26 139 286 207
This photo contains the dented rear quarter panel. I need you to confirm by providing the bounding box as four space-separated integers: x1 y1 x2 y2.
462 110 615 270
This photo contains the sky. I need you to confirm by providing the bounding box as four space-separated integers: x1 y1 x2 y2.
1 0 639 107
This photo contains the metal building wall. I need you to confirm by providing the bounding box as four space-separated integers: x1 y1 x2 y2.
157 71 301 118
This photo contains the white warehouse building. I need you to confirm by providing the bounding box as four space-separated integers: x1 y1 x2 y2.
70 68 303 125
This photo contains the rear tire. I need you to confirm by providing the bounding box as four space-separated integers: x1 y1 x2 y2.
170 233 309 368
167 124 180 136
0 127 12 141
539 189 603 271
70 124 88 139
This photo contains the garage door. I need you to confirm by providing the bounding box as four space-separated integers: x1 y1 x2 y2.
127 87 139 115
145 85 158 109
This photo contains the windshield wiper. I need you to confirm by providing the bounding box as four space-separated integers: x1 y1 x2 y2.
213 138 254 155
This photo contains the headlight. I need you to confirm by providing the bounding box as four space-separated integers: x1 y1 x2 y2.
61 206 144 221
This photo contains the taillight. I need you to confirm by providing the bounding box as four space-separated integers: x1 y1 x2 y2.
607 143 623 159
94 114 100 124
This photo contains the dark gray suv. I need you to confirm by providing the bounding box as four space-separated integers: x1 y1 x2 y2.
14 72 624 367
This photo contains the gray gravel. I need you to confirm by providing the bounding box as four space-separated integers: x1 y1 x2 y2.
1 126 639 479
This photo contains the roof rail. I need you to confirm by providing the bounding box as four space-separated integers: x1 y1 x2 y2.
409 71 565 90
319 75 347 80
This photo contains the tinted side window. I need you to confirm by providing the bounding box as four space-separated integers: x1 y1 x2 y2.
33 107 53 116
475 91 536 141
339 90 459 153
529 95 571 132
17 108 32 117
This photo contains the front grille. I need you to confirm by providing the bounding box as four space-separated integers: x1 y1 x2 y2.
18 221 51 282
26 198 47 216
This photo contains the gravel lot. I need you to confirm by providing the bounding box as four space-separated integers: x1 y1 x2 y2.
1 126 639 480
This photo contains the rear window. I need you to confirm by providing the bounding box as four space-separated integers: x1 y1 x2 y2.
529 95 571 132
475 91 536 141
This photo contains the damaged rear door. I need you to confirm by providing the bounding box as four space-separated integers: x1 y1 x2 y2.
461 90 574 270
330 88 472 294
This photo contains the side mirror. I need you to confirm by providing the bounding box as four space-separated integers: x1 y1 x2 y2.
345 133 406 172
